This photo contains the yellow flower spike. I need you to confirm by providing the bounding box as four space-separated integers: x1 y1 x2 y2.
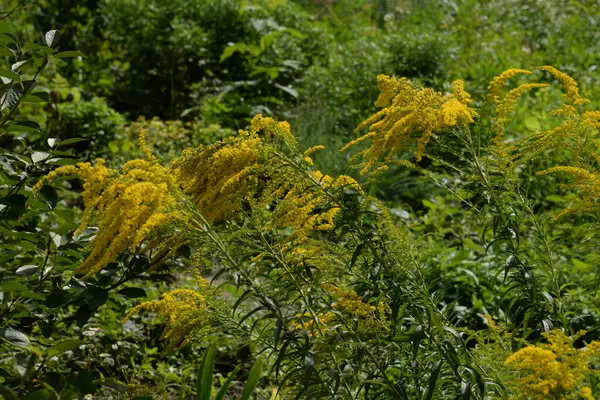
303 145 325 165
537 166 600 218
539 66 590 106
493 83 550 144
35 158 180 277
124 289 211 349
343 74 476 170
487 68 532 104
172 131 262 222
583 111 600 129
321 284 376 318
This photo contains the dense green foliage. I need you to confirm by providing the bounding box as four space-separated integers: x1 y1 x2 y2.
2 0 600 399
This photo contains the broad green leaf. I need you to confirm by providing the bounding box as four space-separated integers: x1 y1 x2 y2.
117 287 147 298
220 43 249 62
55 137 87 147
0 328 30 348
0 281 29 292
0 87 20 111
31 151 50 163
0 385 19 400
47 340 85 357
11 60 29 71
0 43 15 57
45 30 60 48
0 69 20 82
0 22 13 34
20 291 45 300
39 185 58 203
7 121 41 132
23 388 58 400
83 287 109 309
274 83 298 98
54 51 86 58
15 265 38 276
23 92 50 103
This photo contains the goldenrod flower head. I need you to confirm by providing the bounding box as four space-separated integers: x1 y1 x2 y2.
172 130 263 223
493 83 550 144
290 312 336 337
269 171 360 240
504 329 600 399
249 114 297 147
303 145 325 165
124 288 211 349
538 166 600 218
342 74 476 171
487 69 532 104
583 111 600 129
321 283 376 318
35 158 179 277
539 66 590 106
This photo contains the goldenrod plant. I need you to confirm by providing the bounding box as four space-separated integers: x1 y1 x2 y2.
32 65 600 398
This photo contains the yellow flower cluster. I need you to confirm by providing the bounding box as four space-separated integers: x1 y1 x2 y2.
504 329 600 399
493 83 550 143
537 166 600 218
289 285 378 336
290 311 336 337
124 287 212 349
284 239 347 278
268 170 361 240
321 283 376 318
487 68 533 104
303 145 325 166
172 130 262 223
35 158 180 277
342 74 476 171
540 66 590 107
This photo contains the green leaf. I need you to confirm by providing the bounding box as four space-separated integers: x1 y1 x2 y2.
0 328 30 348
0 43 15 57
0 281 29 292
84 287 109 310
47 340 84 357
425 360 443 400
53 51 86 59
0 22 13 34
39 185 58 204
0 69 20 82
524 116 540 131
11 60 29 71
23 92 50 103
214 367 240 400
20 291 45 300
15 265 38 276
7 121 41 133
197 345 216 400
31 151 50 163
45 30 60 48
273 83 298 99
240 360 262 400
0 385 19 400
0 87 20 111
55 137 87 147
220 43 249 62
117 287 147 298
23 388 58 400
